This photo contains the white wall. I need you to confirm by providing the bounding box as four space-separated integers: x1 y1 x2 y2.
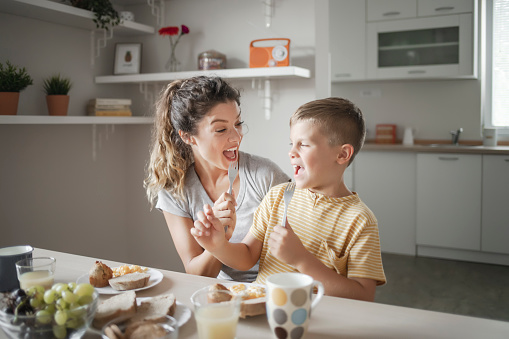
0 0 315 272
0 0 497 273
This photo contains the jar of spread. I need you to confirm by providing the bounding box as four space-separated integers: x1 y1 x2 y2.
198 50 227 70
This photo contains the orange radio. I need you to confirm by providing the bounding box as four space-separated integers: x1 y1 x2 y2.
249 38 290 68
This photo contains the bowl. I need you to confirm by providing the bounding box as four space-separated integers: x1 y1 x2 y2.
0 290 99 339
102 314 178 339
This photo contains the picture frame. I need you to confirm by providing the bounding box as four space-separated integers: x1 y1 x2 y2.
113 43 142 75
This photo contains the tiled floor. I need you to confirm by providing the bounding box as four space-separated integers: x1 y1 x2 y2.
375 253 509 322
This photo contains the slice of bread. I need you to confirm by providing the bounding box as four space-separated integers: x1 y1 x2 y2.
109 272 150 291
130 294 177 323
93 290 137 329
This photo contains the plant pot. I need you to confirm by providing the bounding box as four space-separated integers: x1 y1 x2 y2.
0 92 20 115
46 95 70 116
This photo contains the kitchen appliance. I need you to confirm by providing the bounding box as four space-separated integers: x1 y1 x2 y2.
198 50 226 70
249 38 290 68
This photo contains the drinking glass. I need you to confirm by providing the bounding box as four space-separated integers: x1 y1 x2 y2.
190 288 241 339
15 256 56 290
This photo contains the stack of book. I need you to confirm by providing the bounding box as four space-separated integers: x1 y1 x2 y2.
87 98 132 116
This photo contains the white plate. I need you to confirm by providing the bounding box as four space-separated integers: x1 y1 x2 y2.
76 268 163 294
137 298 191 328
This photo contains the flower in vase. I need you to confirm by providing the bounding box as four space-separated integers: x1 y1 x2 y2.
159 25 190 72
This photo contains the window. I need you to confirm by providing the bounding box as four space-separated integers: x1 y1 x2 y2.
483 0 509 132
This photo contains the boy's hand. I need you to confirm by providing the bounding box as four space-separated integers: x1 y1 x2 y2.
268 221 308 267
191 204 226 252
212 191 237 240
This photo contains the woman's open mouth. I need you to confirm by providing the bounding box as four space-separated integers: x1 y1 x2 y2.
224 148 237 160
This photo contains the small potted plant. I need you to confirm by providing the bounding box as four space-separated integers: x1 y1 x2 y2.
67 0 120 30
43 74 72 116
0 60 33 115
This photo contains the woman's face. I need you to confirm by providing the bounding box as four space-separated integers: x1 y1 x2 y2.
190 100 245 171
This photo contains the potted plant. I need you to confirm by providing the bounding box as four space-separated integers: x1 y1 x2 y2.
67 0 120 30
0 60 33 115
43 74 72 116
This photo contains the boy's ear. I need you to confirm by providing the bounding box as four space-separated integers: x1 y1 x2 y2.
337 144 354 165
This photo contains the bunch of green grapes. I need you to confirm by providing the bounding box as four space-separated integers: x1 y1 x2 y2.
4 282 95 339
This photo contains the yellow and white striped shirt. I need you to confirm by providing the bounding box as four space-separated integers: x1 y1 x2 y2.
251 183 386 286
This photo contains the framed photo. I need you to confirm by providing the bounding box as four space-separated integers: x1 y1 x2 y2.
114 43 142 75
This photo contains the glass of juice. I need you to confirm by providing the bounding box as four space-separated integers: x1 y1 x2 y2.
190 288 241 339
15 257 56 290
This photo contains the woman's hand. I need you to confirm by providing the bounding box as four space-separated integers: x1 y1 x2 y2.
212 191 237 240
191 204 227 252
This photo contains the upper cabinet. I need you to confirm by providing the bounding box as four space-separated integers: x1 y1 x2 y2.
329 0 366 82
326 0 477 82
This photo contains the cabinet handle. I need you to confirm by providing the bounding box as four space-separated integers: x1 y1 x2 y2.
383 11 401 16
438 156 459 161
435 6 455 12
408 70 426 74
505 159 509 162
334 73 351 78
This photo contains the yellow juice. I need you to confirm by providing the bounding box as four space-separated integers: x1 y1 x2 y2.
195 304 239 339
19 271 54 289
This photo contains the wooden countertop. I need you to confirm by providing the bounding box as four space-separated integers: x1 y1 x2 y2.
2 248 508 339
363 142 509 155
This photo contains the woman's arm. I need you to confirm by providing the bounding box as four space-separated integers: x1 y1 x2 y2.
163 211 223 277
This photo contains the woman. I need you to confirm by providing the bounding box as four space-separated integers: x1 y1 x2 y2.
144 76 290 282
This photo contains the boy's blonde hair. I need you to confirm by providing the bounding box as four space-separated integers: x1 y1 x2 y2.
290 97 366 165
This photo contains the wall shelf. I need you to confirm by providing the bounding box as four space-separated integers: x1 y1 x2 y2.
95 66 312 84
0 0 155 35
0 116 153 125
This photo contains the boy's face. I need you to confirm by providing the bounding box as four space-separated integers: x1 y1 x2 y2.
289 120 344 195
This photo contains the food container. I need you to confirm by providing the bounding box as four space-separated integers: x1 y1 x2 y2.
0 290 98 339
198 50 227 70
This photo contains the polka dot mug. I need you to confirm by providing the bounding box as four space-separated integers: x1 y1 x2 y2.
266 273 324 339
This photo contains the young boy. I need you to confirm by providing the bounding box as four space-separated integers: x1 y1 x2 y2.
191 97 386 301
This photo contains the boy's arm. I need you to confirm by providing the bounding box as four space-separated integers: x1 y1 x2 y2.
270 223 377 301
191 204 263 271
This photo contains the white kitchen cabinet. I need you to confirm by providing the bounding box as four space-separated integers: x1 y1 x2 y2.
481 155 509 255
366 0 417 22
329 0 366 81
418 0 474 17
367 13 475 79
354 151 416 255
416 153 482 251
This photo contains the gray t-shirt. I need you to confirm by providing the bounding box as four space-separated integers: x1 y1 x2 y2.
156 151 290 282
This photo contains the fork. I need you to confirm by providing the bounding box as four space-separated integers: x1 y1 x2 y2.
228 160 238 195
281 182 296 227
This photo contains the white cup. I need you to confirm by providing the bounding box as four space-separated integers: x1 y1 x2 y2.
266 273 324 339
483 128 498 147
403 127 415 146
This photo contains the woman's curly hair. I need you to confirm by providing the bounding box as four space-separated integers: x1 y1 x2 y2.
144 76 241 208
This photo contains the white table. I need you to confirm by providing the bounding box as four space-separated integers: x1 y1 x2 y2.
2 248 508 339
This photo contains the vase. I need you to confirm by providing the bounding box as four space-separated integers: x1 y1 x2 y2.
165 47 181 72
46 95 70 116
0 92 20 115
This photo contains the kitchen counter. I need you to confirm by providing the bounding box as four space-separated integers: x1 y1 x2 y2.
2 248 508 339
363 142 509 155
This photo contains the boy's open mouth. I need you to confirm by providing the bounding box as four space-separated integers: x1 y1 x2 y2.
293 165 303 176
224 148 237 160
